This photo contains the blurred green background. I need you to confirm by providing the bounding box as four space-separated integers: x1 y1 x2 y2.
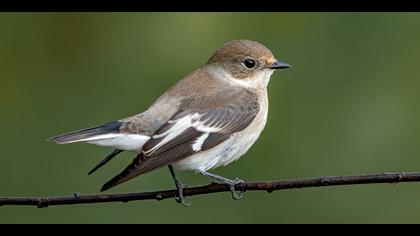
1 13 420 223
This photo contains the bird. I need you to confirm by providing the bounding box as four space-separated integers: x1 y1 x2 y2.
48 39 290 205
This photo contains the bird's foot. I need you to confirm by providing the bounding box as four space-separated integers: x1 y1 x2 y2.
226 178 244 200
168 165 191 207
198 171 245 200
174 182 191 207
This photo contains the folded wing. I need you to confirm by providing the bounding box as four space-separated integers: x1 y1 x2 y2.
101 90 260 191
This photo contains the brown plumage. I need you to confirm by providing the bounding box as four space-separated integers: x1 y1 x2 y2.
100 40 285 191
49 39 290 196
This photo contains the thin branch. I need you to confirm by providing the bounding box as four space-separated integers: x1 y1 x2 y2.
1 172 419 208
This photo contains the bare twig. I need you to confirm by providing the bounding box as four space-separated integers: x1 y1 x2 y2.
0 172 418 208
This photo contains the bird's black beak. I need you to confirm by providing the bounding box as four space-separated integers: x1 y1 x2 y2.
270 60 291 69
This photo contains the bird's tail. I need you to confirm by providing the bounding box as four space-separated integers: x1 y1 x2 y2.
48 121 123 144
100 155 143 192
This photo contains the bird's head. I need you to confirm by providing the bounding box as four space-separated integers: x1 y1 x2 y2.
206 39 290 88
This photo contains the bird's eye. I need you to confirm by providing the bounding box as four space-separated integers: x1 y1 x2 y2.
243 58 257 69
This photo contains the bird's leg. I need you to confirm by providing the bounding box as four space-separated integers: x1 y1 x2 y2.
199 171 244 200
168 165 191 207
88 149 124 175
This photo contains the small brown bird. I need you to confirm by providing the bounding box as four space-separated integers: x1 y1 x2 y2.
49 39 290 205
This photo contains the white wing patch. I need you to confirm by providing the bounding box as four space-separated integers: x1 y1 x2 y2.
145 112 222 155
192 133 210 151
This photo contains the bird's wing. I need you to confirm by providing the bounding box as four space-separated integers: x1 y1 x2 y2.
101 90 260 191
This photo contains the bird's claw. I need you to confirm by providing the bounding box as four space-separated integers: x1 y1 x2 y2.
174 183 191 207
175 195 192 207
228 178 244 200
198 171 246 201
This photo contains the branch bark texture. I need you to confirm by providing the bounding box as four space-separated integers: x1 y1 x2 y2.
0 172 418 208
